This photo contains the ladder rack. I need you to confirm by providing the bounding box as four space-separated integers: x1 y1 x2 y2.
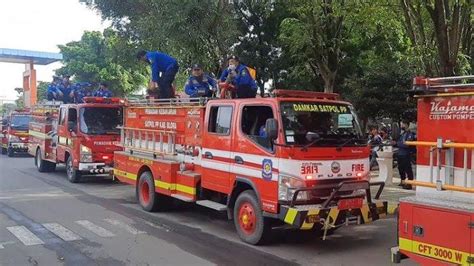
405 139 474 193
119 126 177 155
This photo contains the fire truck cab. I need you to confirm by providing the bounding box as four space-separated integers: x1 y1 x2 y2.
114 90 388 244
1 110 31 157
29 97 124 183
392 76 474 265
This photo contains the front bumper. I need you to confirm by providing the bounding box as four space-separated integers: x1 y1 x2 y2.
278 180 388 230
8 142 28 152
78 162 113 174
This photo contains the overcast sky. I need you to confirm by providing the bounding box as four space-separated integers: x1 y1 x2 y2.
0 0 108 101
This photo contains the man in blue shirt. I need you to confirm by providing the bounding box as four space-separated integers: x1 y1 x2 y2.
58 75 75 103
74 82 93 103
137 50 179 99
94 82 113 98
47 76 63 101
220 55 257 98
184 64 217 98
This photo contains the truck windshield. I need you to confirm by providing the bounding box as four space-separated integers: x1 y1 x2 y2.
280 102 365 147
10 115 30 131
79 107 123 135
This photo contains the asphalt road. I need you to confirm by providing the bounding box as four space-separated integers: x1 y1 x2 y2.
0 155 415 266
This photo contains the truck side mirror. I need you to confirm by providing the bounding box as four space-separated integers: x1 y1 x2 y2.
265 118 278 140
391 122 400 140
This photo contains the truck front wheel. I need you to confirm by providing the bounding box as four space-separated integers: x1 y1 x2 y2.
1 146 6 154
66 156 81 183
233 190 272 245
137 171 171 212
7 146 14 157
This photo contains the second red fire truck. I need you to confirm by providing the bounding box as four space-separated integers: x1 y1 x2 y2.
113 90 388 244
28 97 124 182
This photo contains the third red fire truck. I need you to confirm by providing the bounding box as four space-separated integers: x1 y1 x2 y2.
113 90 388 244
1 110 31 157
392 76 474 265
28 97 124 182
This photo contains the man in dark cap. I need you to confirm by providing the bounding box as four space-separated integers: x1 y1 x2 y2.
137 50 179 99
184 64 217 98
74 82 93 103
394 120 416 189
94 82 113 98
219 55 257 98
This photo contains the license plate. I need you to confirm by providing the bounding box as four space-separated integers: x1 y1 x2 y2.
337 198 363 210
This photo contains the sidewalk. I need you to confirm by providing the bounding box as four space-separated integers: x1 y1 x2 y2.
369 169 416 215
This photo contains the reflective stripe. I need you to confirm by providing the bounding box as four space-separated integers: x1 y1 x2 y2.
300 209 320 230
399 237 473 265
29 130 51 140
284 208 298 224
114 169 196 195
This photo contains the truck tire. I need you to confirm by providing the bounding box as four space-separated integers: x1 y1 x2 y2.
137 171 171 212
66 156 81 183
1 147 7 155
233 190 272 245
35 148 56 173
7 147 14 157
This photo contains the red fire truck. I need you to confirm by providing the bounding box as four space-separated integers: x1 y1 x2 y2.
28 97 124 183
113 90 388 244
391 76 474 265
1 110 31 157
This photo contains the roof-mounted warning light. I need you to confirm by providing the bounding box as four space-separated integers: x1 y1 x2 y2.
411 75 474 94
82 97 124 104
273 90 339 100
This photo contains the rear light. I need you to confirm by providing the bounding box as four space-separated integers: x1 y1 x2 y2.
356 172 363 177
305 175 313 180
102 155 110 160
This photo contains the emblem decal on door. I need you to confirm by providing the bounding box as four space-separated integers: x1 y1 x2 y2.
262 159 273 181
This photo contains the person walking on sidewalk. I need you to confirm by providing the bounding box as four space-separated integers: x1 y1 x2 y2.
394 121 416 189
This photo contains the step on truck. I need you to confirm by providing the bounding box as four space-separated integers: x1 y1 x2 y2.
391 76 474 265
114 90 388 244
28 97 124 182
1 110 31 157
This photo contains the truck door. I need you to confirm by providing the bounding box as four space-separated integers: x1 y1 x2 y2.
56 107 67 161
201 104 234 194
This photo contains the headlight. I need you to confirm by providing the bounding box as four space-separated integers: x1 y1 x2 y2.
80 154 93 163
8 135 20 142
80 145 92 154
278 175 309 201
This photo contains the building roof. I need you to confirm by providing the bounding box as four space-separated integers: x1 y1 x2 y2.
0 48 62 65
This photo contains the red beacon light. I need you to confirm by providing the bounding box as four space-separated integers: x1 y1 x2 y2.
82 97 123 104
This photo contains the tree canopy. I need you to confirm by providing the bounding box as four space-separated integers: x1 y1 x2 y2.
71 0 472 122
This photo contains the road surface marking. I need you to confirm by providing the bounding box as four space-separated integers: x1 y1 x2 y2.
104 219 145 235
75 220 115 237
42 223 82 241
6 226 44 246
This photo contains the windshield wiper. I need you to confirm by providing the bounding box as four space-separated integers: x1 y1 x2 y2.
335 137 365 151
301 138 325 151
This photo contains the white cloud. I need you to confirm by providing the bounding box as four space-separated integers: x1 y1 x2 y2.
0 0 108 100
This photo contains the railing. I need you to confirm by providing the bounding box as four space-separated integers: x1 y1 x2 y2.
119 126 177 155
405 138 474 193
126 97 209 107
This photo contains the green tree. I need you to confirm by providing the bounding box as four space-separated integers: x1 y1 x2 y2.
57 30 147 96
37 81 48 102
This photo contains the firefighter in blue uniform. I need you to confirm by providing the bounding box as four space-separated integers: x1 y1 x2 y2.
137 50 179 99
74 82 93 103
47 76 63 101
219 55 257 98
184 64 217 98
58 75 75 103
93 82 113 98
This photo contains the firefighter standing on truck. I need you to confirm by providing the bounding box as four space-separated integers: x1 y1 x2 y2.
137 50 179 99
74 82 93 103
93 82 113 98
220 55 257 99
47 76 63 101
184 64 217 98
58 75 75 103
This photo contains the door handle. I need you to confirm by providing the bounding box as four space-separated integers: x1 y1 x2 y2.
235 156 244 164
204 151 213 159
